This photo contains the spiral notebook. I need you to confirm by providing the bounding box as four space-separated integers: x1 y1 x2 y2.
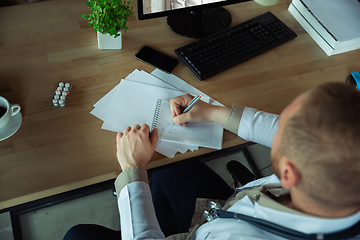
151 99 222 149
91 69 224 157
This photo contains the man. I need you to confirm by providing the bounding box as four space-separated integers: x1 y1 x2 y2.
64 82 360 239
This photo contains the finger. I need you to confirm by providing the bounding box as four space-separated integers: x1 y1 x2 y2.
150 128 159 147
174 106 183 116
170 99 181 118
171 106 182 119
133 124 141 131
174 113 191 126
124 126 131 134
116 132 124 141
140 124 150 135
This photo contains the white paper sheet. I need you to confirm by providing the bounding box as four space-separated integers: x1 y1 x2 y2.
91 83 121 121
90 70 201 156
126 69 182 91
161 141 196 154
90 69 223 157
91 70 211 121
101 80 185 132
151 69 223 106
155 140 178 158
154 100 223 149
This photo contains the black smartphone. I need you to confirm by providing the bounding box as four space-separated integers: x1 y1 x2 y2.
135 46 179 73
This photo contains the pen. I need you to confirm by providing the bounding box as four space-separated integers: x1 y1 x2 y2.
172 94 202 125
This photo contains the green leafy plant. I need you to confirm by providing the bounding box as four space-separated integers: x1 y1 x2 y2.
82 0 133 38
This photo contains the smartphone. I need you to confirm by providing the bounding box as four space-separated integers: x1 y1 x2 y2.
135 46 179 73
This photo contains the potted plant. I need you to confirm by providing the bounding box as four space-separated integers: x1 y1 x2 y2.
83 0 133 49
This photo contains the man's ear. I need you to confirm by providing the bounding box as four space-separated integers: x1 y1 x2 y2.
279 157 301 189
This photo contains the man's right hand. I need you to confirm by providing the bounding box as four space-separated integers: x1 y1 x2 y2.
170 94 230 126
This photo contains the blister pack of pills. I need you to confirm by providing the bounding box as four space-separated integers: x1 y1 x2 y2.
52 82 72 107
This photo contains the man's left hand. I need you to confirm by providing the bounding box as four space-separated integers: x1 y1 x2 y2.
116 124 159 171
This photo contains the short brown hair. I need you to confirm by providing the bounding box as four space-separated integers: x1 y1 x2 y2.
280 82 360 209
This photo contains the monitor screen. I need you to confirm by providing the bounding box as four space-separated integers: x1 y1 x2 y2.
138 0 252 38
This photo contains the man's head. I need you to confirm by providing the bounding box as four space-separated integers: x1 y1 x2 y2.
271 82 360 212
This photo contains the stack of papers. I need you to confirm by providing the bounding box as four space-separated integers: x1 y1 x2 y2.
288 0 360 56
90 69 224 158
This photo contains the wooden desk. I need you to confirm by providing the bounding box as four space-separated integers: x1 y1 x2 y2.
0 0 359 211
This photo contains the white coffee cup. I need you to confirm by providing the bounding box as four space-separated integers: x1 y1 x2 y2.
0 96 21 129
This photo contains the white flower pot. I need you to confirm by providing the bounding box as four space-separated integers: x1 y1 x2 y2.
97 31 122 49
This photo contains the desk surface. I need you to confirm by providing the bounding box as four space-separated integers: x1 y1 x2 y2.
0 0 359 210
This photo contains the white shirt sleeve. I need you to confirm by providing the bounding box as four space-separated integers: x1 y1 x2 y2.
237 107 279 148
118 181 166 240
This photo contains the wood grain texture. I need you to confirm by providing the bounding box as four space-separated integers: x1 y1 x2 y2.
0 0 359 210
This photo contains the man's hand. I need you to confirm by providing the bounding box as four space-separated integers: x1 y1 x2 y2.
116 124 159 171
170 94 230 126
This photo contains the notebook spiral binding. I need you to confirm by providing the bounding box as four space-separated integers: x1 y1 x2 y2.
151 99 162 130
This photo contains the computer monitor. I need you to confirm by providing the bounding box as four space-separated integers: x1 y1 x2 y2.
137 0 252 38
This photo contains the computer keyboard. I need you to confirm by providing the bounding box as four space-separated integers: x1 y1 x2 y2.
175 12 297 80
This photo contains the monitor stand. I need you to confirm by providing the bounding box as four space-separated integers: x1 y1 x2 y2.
167 7 232 38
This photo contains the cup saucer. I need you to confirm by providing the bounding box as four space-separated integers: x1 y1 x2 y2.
0 112 22 141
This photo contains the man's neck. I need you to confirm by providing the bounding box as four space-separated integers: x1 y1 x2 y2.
286 189 360 218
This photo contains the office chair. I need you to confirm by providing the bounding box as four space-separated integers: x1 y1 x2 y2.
226 147 262 188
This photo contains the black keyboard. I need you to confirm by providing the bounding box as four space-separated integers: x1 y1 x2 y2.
175 12 297 80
